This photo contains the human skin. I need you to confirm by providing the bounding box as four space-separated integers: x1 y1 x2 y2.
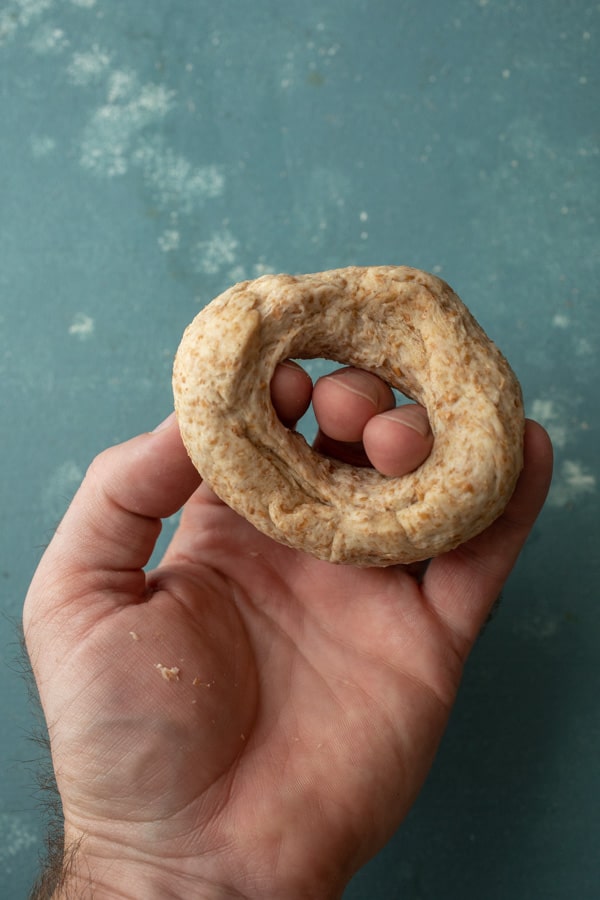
24 363 553 899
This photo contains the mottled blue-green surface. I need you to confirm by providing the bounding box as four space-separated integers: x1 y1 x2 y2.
1 1 598 896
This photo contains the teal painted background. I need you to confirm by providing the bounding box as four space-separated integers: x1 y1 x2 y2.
1 1 598 896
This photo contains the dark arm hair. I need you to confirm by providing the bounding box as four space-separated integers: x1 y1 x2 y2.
20 631 79 899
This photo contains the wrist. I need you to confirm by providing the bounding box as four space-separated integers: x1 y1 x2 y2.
52 867 237 900
42 822 347 900
44 832 242 900
47 840 345 900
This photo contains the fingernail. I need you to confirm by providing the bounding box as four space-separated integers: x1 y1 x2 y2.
152 411 176 433
279 359 305 373
379 406 431 438
278 359 313 384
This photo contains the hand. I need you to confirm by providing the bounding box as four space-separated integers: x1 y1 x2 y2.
24 363 553 900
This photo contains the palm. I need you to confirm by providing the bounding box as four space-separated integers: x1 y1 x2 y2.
48 487 462 897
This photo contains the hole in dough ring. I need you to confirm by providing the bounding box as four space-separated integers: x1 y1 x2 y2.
172 266 524 567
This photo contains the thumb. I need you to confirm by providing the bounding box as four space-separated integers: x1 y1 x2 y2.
23 413 200 634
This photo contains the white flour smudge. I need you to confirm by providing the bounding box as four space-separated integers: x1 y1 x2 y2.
227 264 247 283
158 229 180 253
0 12 17 46
10 0 52 28
0 814 38 869
530 397 596 508
7 0 260 282
575 336 593 357
225 260 277 284
192 229 239 275
68 313 95 339
30 134 57 157
132 137 224 214
1 0 97 48
549 460 596 508
79 76 174 178
29 22 69 54
106 68 136 103
66 44 112 86
252 260 276 277
513 614 559 641
0 0 54 46
529 398 567 450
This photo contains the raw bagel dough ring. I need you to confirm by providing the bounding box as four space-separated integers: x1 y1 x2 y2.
173 266 524 567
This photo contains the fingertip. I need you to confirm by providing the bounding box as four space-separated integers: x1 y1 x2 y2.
94 419 201 521
152 410 177 433
312 368 395 442
363 405 433 476
270 360 313 427
421 416 555 651
502 418 554 528
524 418 554 474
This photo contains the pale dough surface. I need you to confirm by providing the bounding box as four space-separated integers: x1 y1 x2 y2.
173 266 524 566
